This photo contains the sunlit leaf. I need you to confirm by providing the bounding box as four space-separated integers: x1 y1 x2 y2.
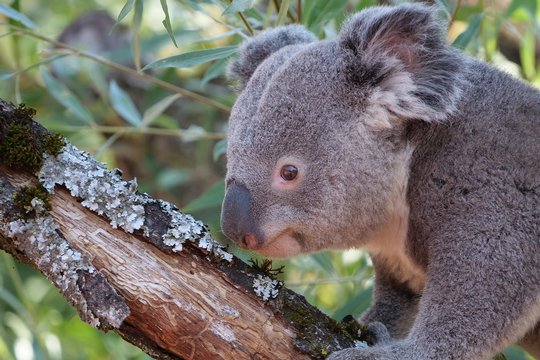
223 0 254 15
109 80 142 126
142 94 182 127
116 0 135 24
40 67 94 124
452 13 483 49
310 253 335 275
520 28 536 80
0 4 37 29
143 46 237 70
160 0 178 47
504 0 536 19
277 0 290 25
332 285 373 320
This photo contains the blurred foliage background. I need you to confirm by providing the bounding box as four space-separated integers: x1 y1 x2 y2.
0 0 537 359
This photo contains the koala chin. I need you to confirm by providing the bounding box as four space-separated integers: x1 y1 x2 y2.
221 4 540 360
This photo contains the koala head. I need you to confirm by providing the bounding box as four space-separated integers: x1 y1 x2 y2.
221 4 465 258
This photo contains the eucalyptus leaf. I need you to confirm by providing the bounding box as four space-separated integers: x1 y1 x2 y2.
183 179 225 213
276 0 290 25
116 0 135 24
131 0 143 70
142 94 182 127
223 0 254 15
0 4 37 29
332 285 373 320
40 67 94 124
201 58 228 87
212 138 227 161
161 0 178 47
452 13 484 49
109 80 142 126
143 46 237 70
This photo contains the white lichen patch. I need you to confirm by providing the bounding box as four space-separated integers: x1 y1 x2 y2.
39 144 145 233
158 200 233 262
253 274 282 301
38 142 233 262
3 215 103 327
354 340 368 349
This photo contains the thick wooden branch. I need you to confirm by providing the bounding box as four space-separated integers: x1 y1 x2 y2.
0 99 368 359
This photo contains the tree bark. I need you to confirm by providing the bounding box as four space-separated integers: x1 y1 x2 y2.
0 99 367 359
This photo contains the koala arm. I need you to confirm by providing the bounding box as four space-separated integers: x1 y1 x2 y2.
359 256 420 341
329 211 540 360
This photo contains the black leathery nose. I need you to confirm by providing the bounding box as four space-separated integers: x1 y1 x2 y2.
220 183 256 245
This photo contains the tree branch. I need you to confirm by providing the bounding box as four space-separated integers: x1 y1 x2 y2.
0 99 368 359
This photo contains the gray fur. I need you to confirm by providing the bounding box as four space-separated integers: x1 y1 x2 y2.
227 25 317 90
221 3 540 359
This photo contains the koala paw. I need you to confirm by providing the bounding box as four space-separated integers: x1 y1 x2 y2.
327 341 411 360
365 322 392 345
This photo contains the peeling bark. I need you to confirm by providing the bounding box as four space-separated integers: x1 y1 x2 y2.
0 99 368 359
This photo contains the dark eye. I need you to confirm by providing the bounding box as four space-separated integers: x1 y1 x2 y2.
280 165 298 181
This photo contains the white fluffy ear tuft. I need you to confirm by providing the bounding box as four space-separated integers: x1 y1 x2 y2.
227 25 317 91
339 4 466 123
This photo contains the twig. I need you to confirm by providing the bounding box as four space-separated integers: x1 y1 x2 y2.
1 25 231 113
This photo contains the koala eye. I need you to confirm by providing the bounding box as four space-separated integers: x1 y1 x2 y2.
280 165 298 181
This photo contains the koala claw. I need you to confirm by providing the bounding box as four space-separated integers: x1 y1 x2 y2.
366 322 392 345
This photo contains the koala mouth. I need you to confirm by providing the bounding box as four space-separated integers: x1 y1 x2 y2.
254 229 306 258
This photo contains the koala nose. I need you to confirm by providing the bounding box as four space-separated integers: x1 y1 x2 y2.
221 183 262 248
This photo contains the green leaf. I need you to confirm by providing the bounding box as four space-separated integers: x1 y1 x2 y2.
310 252 335 275
520 28 536 80
160 0 178 47
143 46 237 70
212 138 227 161
276 0 290 26
183 179 225 213
332 285 373 320
116 0 135 24
142 94 182 127
0 4 37 29
40 67 94 124
201 57 228 86
109 80 142 126
433 0 451 16
132 0 143 70
157 168 191 189
223 0 254 15
452 13 484 49
504 0 536 19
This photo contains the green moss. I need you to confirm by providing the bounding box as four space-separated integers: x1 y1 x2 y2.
338 315 368 341
0 122 43 171
13 103 36 121
13 185 52 217
0 103 65 172
43 133 66 157
311 343 329 357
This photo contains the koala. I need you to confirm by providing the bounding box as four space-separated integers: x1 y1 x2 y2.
220 4 540 360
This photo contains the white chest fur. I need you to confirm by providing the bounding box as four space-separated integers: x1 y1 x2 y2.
363 145 426 293
364 211 426 293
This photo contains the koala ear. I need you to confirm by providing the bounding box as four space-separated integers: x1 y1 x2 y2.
227 25 317 90
339 4 465 125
